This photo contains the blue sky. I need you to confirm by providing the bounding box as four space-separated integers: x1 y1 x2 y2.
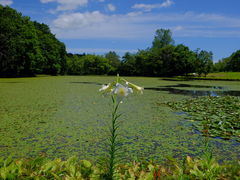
1 0 240 61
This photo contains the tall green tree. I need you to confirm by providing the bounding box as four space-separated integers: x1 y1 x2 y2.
82 55 112 75
195 49 213 76
158 45 177 76
66 53 85 75
135 50 157 76
213 57 230 72
0 5 66 76
151 29 175 51
226 50 240 72
0 5 43 76
33 21 67 75
175 44 196 76
105 51 121 74
119 52 137 76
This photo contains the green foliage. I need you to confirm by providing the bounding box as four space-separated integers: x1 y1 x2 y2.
0 156 239 179
34 21 67 75
213 49 240 72
226 50 240 72
0 5 42 76
119 52 138 76
120 44 199 77
167 96 240 141
213 57 230 72
0 156 102 179
67 54 113 75
118 29 213 77
105 51 121 75
151 28 175 50
195 49 214 77
0 5 66 76
175 44 196 76
67 28 234 77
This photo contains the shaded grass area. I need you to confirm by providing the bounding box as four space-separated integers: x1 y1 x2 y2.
0 76 239 164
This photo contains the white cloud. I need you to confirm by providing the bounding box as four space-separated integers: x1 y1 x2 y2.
51 11 240 39
52 11 156 39
40 0 88 11
40 0 53 2
132 0 174 12
173 26 184 31
53 11 106 29
107 4 116 12
0 0 13 6
127 11 143 17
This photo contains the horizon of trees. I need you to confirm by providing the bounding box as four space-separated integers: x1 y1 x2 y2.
1 5 239 77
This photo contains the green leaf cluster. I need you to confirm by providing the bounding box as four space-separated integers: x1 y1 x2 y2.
0 156 102 179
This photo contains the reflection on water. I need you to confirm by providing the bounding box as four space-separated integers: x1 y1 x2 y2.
70 81 102 85
163 84 224 89
0 82 24 84
145 84 240 97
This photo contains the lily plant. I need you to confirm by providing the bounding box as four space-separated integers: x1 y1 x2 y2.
99 74 143 179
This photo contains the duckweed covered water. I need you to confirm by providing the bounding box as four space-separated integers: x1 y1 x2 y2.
0 76 239 163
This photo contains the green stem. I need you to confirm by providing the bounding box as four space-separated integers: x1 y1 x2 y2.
107 95 121 180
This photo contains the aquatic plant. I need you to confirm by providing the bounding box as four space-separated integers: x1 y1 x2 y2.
167 96 240 141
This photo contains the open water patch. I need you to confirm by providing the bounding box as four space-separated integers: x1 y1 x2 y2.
70 81 102 85
145 84 240 97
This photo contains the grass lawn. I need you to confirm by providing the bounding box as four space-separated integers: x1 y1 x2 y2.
0 76 239 163
193 72 240 80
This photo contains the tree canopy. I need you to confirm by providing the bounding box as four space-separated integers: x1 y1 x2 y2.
151 29 175 51
0 5 66 76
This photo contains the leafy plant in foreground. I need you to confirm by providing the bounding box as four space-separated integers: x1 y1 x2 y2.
0 155 239 179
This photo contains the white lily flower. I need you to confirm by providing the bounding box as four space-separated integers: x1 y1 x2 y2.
113 83 133 97
99 75 143 103
99 83 109 91
99 83 113 93
125 81 144 94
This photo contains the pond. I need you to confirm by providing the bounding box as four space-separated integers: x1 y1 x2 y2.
0 76 239 163
145 83 240 97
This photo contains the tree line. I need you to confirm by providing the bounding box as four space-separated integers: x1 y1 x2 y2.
67 29 214 77
214 50 240 72
0 5 239 77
